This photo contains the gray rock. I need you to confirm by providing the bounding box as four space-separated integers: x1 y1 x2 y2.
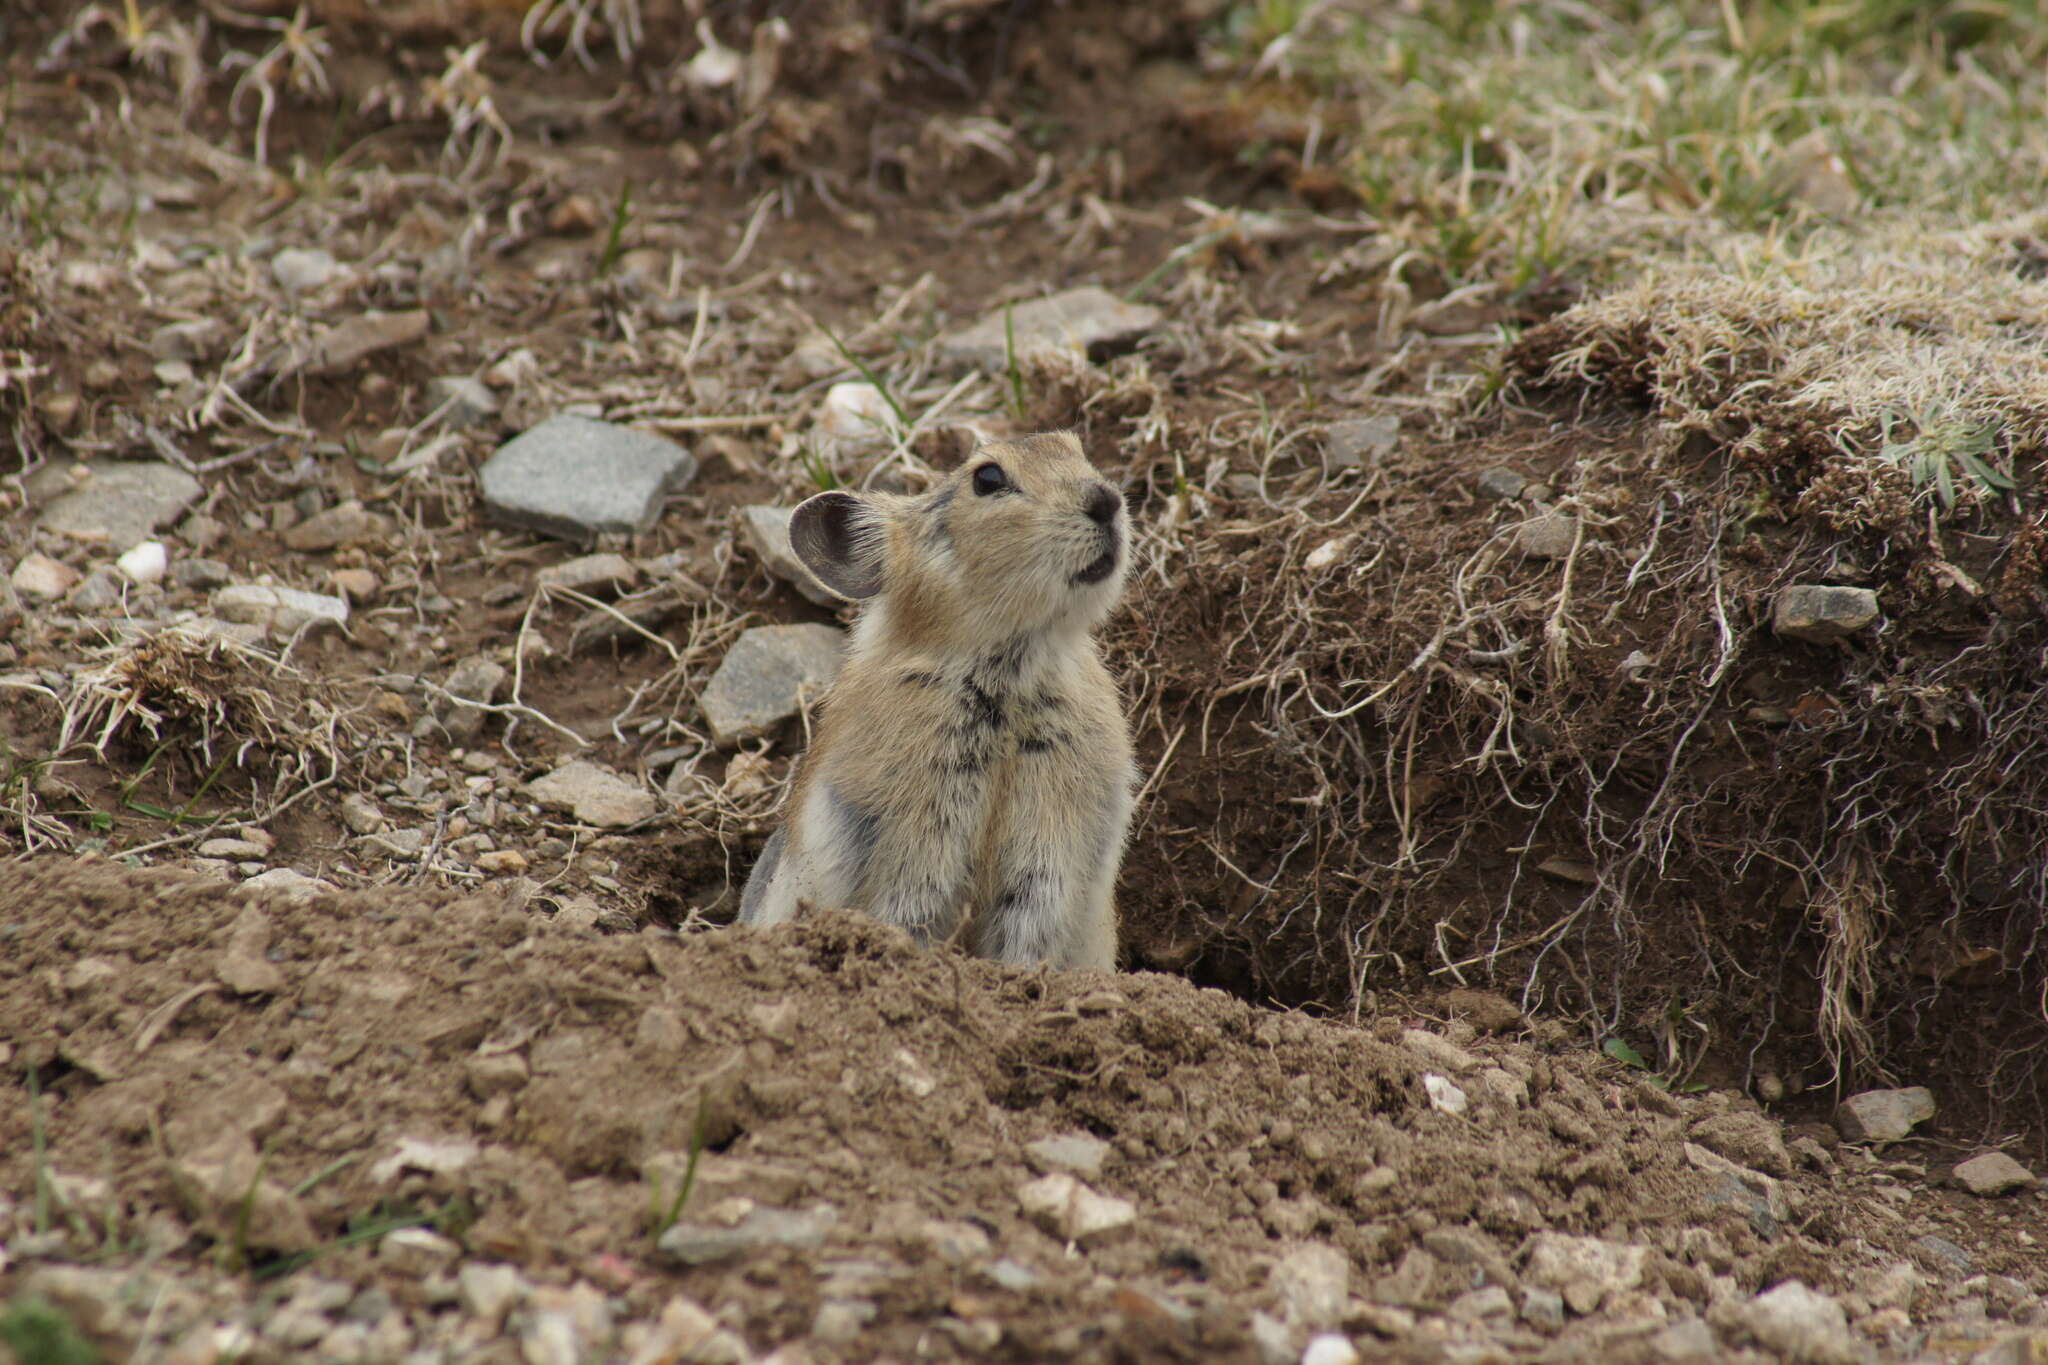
984 1259 1040 1293
1301 1335 1361 1365
292 309 430 377
1685 1141 1790 1237
212 584 349 637
1911 1234 1973 1277
1270 1243 1349 1326
1476 466 1529 500
1023 1132 1111 1180
1516 506 1580 559
1522 1233 1645 1315
1447 1286 1513 1323
535 553 639 596
427 375 499 427
457 1263 529 1329
149 319 225 362
240 869 330 901
736 505 839 605
1323 416 1401 471
480 415 696 542
172 558 232 590
68 568 126 612
1722 1280 1858 1365
522 760 658 828
1835 1086 1934 1143
1690 1110 1792 1177
1647 1316 1719 1361
938 286 1163 371
12 552 80 600
1954 1151 2038 1197
1247 1311 1295 1365
437 655 508 743
1016 1172 1135 1245
1521 1287 1565 1329
339 793 385 836
1773 585 1880 643
272 247 343 294
657 1204 837 1264
282 501 384 553
178 512 226 552
699 623 846 746
811 1298 877 1344
39 462 203 551
358 828 427 858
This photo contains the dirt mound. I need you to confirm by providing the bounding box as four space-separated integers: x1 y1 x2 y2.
5 859 2043 1362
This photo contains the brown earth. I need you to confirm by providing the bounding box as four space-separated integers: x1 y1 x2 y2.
5 858 2045 1364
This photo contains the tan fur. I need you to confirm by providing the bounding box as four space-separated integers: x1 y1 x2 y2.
738 431 1135 970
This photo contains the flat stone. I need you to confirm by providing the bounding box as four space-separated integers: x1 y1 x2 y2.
149 318 225 362
1522 1233 1645 1316
1685 1141 1790 1235
68 568 125 611
39 462 203 550
1773 585 1879 643
427 375 499 426
523 759 658 828
294 309 430 376
1954 1151 2038 1197
1301 1335 1361 1365
12 552 80 600
437 655 508 743
379 1227 459 1276
272 247 343 294
1016 1172 1135 1246
737 505 839 604
1647 1316 1720 1361
657 1204 838 1264
1402 1028 1479 1073
1270 1243 1349 1327
481 415 696 542
1516 506 1580 559
240 868 333 902
198 837 268 860
1723 1280 1856 1365
1477 466 1529 500
212 584 349 637
816 382 895 453
1690 1110 1791 1177
339 793 385 836
1835 1086 1934 1143
1323 416 1400 471
1911 1233 1973 1277
458 1263 530 1329
329 569 379 603
282 501 384 552
535 553 639 596
699 623 846 746
172 557 232 590
1023 1132 1111 1180
939 286 1162 371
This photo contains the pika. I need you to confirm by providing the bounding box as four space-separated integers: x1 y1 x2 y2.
738 430 1136 970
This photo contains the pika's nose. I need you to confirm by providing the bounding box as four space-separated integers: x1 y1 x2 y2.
1084 484 1122 526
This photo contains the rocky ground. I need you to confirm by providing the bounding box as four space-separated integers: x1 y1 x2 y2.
5 1 2048 1361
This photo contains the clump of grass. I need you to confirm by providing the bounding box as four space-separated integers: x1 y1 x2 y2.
0 1298 102 1365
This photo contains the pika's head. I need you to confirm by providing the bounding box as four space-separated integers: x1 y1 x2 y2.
790 431 1129 648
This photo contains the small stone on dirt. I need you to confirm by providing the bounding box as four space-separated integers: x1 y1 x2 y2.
476 849 529 875
699 623 846 745
437 655 508 743
272 247 343 294
1442 989 1523 1032
12 552 80 600
241 867 332 901
658 1204 838 1264
329 568 379 602
428 374 499 426
459 1263 530 1328
1954 1151 2038 1197
1835 1085 1934 1142
817 381 896 452
1476 467 1529 500
1720 1280 1857 1364
1271 1244 1349 1326
281 500 384 552
523 759 658 828
339 793 385 836
172 557 231 590
1773 584 1880 643
1023 1132 1111 1180
213 584 349 636
296 308 430 376
1323 416 1400 472
1422 1073 1468 1115
67 567 125 611
481 415 696 542
1690 1110 1792 1177
1516 506 1580 558
149 318 224 362
1403 1028 1479 1073
1523 1233 1646 1315
536 552 639 596
380 1226 460 1275
636 1295 749 1365
39 461 203 550
1017 1172 1135 1245
939 286 1163 370
1301 1335 1361 1365
737 504 839 604
1647 1316 1719 1361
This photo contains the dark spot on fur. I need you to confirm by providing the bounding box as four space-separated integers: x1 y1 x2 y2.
900 670 943 689
923 486 956 546
828 784 882 891
962 681 1005 731
1019 734 1062 755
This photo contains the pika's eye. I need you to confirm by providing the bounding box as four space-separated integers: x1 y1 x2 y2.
971 462 1010 496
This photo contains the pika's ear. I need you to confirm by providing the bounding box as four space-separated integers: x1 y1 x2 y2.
790 490 885 600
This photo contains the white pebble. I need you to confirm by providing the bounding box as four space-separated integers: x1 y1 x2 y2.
1302 1334 1361 1365
116 540 168 584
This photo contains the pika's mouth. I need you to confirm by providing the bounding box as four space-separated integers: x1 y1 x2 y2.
1074 542 1119 585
